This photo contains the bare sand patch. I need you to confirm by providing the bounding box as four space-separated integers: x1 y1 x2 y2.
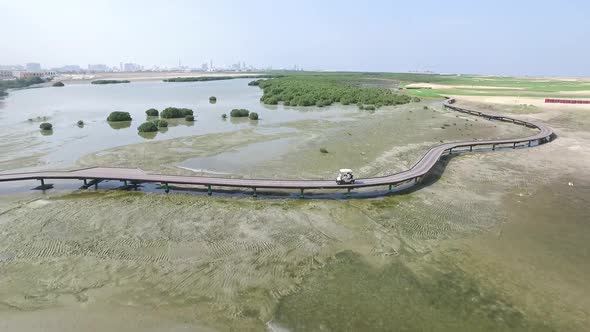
447 95 590 109
405 83 524 90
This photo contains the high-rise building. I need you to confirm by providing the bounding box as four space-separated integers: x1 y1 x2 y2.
88 64 109 72
26 62 42 71
123 63 141 72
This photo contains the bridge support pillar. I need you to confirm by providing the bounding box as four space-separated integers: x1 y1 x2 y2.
164 183 169 193
449 148 453 154
207 185 212 196
346 188 351 198
300 189 304 199
123 180 128 187
528 141 532 147
469 146 473 152
388 184 393 192
513 142 517 149
252 187 257 197
33 178 53 191
492 144 496 151
83 179 87 185
94 180 98 190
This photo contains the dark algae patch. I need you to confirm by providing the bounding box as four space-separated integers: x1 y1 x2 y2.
273 251 553 332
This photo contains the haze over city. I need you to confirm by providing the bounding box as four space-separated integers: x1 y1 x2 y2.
1 0 589 76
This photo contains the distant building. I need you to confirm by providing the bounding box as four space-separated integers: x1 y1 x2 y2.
13 70 56 79
123 63 141 72
26 63 42 71
88 64 109 72
0 70 14 79
53 65 82 73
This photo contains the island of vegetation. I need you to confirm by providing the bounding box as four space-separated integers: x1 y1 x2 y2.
248 112 259 120
161 107 193 119
145 108 159 116
163 75 277 83
77 120 84 126
0 77 45 98
230 109 250 117
91 80 131 85
39 122 53 131
152 119 168 128
137 121 158 133
254 75 411 108
107 111 132 122
52 81 65 87
209 96 217 103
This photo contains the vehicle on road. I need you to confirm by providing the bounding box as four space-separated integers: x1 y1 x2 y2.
336 169 355 185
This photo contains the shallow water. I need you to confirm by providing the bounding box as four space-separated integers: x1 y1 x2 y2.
0 79 357 171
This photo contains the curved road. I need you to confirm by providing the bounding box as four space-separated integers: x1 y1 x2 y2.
0 99 555 194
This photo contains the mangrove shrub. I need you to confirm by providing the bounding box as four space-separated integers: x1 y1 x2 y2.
145 108 159 116
161 107 193 119
185 115 195 121
91 80 130 84
107 111 132 122
230 109 250 117
152 119 168 128
52 81 65 87
138 121 158 132
256 76 411 109
248 112 259 120
39 122 53 131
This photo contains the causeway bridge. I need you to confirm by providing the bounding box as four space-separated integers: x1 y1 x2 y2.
0 99 555 197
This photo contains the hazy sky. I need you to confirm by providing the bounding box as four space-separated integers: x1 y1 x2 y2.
1 0 588 75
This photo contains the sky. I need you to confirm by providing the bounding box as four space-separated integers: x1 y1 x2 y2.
1 0 588 76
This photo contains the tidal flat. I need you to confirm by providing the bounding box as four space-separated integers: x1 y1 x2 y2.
0 80 589 331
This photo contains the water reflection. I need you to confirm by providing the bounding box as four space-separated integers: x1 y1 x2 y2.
108 121 132 130
138 131 157 139
40 130 53 136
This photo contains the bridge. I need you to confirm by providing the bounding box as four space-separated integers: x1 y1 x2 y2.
0 99 555 197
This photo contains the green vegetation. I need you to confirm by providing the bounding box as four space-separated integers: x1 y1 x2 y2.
137 121 158 132
185 115 195 121
361 105 376 111
145 108 159 116
107 111 132 122
77 120 84 126
161 107 193 119
248 112 259 120
0 77 45 98
412 97 421 102
152 119 168 128
256 75 411 108
209 96 217 103
222 114 228 119
320 147 329 154
230 109 250 117
163 75 277 83
248 80 261 86
39 122 53 131
91 80 130 84
52 81 65 87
